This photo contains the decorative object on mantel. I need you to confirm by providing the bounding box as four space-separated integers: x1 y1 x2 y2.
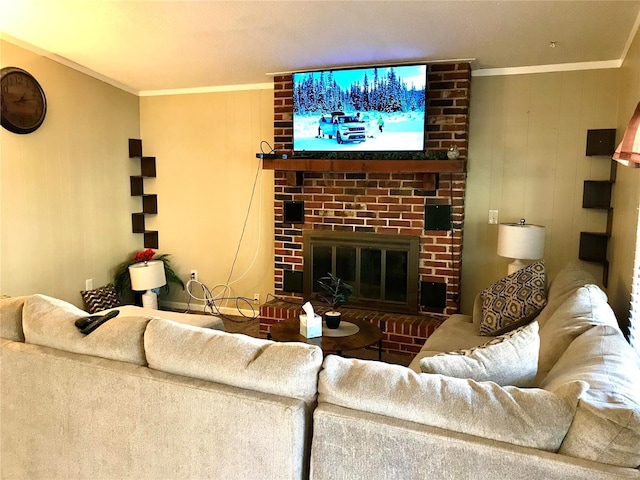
497 219 546 275
114 249 184 305
612 101 640 168
447 144 460 159
316 272 355 329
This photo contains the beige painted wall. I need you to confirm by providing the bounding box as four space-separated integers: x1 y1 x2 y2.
609 28 640 330
0 40 140 307
139 89 274 311
462 68 621 313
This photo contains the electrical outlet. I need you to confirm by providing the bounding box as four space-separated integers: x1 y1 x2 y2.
488 210 499 225
253 293 260 305
190 270 198 281
85 279 93 291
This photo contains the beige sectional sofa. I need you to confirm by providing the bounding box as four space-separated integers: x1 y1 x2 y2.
2 264 639 479
312 265 640 479
1 295 323 479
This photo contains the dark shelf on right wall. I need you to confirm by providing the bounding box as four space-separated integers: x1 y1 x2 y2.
579 129 616 287
582 180 613 209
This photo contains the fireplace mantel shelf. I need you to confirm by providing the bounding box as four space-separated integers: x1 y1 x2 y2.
262 158 466 173
262 158 466 188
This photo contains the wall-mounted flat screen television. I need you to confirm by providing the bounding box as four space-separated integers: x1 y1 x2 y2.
292 64 427 153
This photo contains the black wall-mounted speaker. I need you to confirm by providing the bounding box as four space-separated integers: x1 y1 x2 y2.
420 281 447 310
283 270 304 293
284 201 305 224
425 204 452 231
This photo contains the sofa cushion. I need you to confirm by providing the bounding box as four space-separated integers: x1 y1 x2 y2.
535 284 615 384
409 314 490 373
144 318 323 404
541 325 640 468
480 261 547 336
422 314 488 352
22 294 149 365
535 263 600 330
419 321 539 387
80 283 121 313
319 355 586 452
548 263 600 303
0 296 27 341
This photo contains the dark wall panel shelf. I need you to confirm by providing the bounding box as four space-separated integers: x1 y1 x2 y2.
129 138 143 158
130 176 144 196
144 231 159 250
129 138 159 249
141 157 156 177
586 129 616 156
142 195 158 214
579 232 610 263
132 213 145 234
582 181 613 209
580 129 615 288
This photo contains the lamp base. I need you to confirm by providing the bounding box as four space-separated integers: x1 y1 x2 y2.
141 290 159 309
507 259 527 276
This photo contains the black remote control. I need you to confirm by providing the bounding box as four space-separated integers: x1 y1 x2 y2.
75 315 100 329
76 310 120 335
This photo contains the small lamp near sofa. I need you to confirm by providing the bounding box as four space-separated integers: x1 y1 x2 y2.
128 260 166 309
497 218 546 275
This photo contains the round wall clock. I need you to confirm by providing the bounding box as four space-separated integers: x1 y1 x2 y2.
1 67 47 134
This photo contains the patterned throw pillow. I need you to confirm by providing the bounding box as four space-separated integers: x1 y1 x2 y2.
80 283 121 314
420 321 539 387
480 261 547 336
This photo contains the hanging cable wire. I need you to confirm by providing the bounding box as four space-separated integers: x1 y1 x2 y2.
185 278 257 321
183 149 267 321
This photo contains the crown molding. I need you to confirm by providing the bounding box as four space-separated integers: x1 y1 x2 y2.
0 32 139 94
139 83 274 97
473 60 622 77
620 7 640 65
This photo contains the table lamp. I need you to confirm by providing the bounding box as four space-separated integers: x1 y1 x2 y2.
129 260 166 309
497 218 546 275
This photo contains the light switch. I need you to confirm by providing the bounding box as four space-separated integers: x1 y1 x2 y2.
488 210 499 225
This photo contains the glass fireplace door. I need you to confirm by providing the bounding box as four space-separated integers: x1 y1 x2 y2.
304 231 418 314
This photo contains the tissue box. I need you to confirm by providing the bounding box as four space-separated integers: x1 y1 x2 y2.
300 313 322 338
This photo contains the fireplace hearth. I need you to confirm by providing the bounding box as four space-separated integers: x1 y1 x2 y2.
304 231 419 314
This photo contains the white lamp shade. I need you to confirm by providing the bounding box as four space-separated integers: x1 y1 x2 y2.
129 260 166 291
497 223 546 260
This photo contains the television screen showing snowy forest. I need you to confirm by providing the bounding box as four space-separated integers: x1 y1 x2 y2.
292 64 427 152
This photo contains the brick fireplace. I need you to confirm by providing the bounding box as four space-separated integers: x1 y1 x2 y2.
259 63 471 356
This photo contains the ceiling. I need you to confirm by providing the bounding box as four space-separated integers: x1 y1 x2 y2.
1 1 639 95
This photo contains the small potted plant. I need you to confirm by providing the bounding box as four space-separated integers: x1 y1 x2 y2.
316 272 354 329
